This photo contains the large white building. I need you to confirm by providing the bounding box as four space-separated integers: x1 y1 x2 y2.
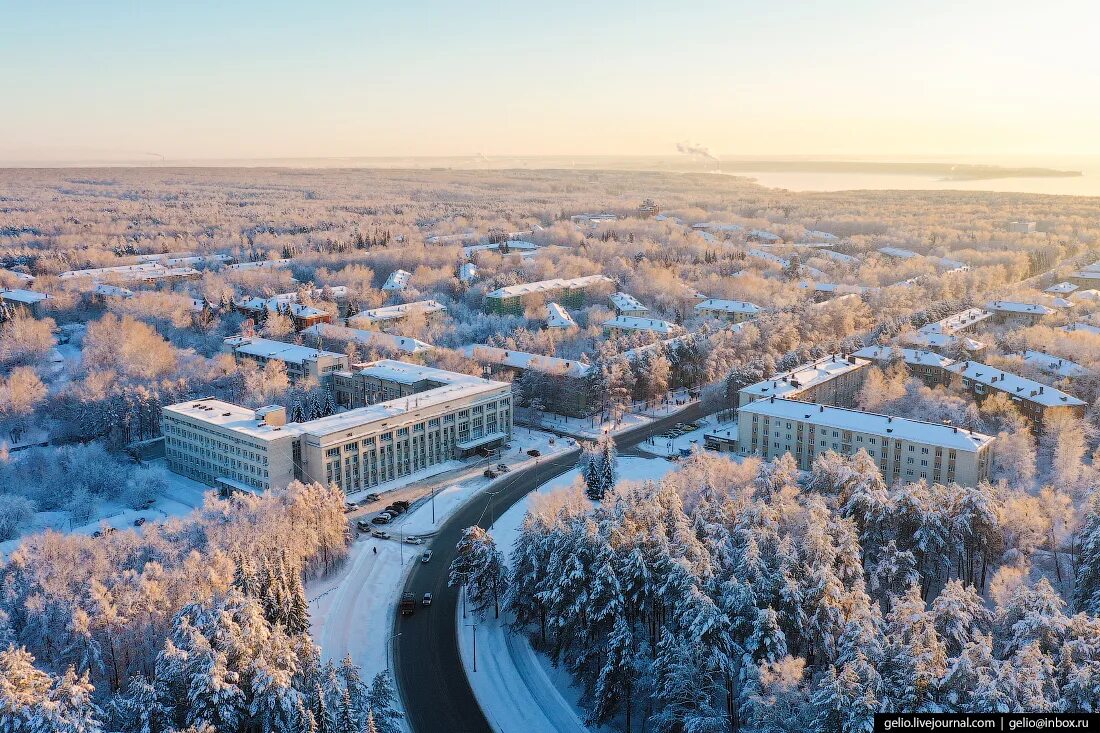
300 323 434 355
347 300 446 329
724 397 995 487
694 298 761 323
223 336 349 383
738 354 871 409
163 360 513 496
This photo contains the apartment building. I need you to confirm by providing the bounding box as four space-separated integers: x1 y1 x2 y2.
0 289 47 318
985 300 1056 325
223 336 349 384
852 345 955 387
460 344 593 417
609 292 650 317
236 296 333 331
737 354 871 410
729 397 995 487
920 308 992 336
694 298 761 324
945 360 1086 430
602 315 679 337
545 302 577 329
485 275 613 315
382 270 411 292
163 360 513 496
300 323 434 355
346 300 446 329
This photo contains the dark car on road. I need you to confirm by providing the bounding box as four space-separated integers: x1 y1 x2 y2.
526 449 541 457
370 515 391 525
483 468 498 478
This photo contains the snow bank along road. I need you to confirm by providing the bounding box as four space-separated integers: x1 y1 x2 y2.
393 403 705 733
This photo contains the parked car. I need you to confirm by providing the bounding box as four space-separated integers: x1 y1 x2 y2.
363 493 381 503
385 504 406 514
370 515 391 525
422 593 433 607
483 468 498 478
404 536 424 545
421 550 432 563
526 449 541 457
392 499 410 510
134 517 147 527
344 503 358 513
357 519 373 532
371 529 391 539
496 463 510 473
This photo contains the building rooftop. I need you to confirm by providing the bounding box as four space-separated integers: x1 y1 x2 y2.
1046 281 1079 294
878 246 920 259
746 248 789 266
610 292 649 313
694 298 762 316
486 275 612 299
602 315 679 335
460 344 592 378
741 354 869 400
945 360 1086 407
852 345 956 369
904 331 986 352
223 259 291 271
382 270 412 291
0 288 47 304
348 299 446 325
163 399 304 442
1021 350 1091 379
545 302 577 328
300 324 434 354
817 250 860 265
237 296 328 319
93 284 134 298
223 336 345 365
919 308 993 335
1071 270 1100 281
463 241 539 258
741 397 995 452
1063 322 1100 336
985 300 1056 316
1070 289 1100 303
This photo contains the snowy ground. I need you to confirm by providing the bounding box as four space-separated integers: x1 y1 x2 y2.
458 456 676 733
633 414 718 458
518 410 652 440
630 389 698 418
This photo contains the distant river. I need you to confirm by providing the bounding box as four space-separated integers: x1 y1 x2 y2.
722 156 1100 197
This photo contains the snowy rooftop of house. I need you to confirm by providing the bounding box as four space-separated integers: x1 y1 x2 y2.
348 300 446 324
223 259 291 271
136 253 233 266
740 355 869 399
382 270 412 291
1046 282 1079 294
1070 289 1100 302
1063 322 1100 335
463 240 539 257
816 250 860 265
692 221 743 232
945 361 1086 407
904 331 986 352
486 275 612 299
459 263 478 282
799 281 870 295
746 248 789 266
163 399 305 442
1071 270 1100 280
749 229 781 242
0 288 47 304
460 345 592 378
602 315 679 335
935 257 968 270
301 361 508 436
1081 260 1100 273
92 283 134 298
236 296 327 319
919 308 993 335
801 230 840 242
610 292 649 313
852 345 956 369
878 246 920 259
1 269 34 282
694 298 761 315
985 300 1056 316
223 336 345 365
59 263 200 281
1021 350 1091 379
300 324 434 354
261 286 347 303
741 398 995 452
545 302 577 328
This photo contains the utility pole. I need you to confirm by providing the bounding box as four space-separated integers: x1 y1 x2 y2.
465 623 478 672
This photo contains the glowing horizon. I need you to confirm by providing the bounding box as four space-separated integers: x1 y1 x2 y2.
2 0 1098 162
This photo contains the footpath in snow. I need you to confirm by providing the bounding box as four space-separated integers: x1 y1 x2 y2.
457 456 676 733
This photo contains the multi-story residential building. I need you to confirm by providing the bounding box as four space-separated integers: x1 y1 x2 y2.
1046 281 1079 295
236 295 333 331
602 315 679 337
1068 270 1100 289
545 302 577 329
985 300 1056 325
852 345 955 387
919 308 992 337
163 360 513 496
300 323 434 355
1063 322 1100 336
223 259 292 272
1021 350 1091 379
484 275 613 315
58 263 202 286
163 401 301 494
0 288 47 318
718 397 995 487
694 298 761 323
945 360 1086 430
382 269 411 292
460 344 593 417
346 300 446 330
223 336 349 384
609 292 650 317
737 354 871 410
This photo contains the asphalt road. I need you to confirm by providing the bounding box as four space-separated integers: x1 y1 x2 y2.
394 403 705 733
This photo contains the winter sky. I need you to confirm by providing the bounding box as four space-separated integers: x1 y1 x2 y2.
2 0 1098 161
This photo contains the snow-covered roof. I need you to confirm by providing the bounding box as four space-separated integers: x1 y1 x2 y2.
741 355 869 400
692 222 743 232
1070 270 1100 281
694 299 762 316
223 259 292 271
816 250 860 265
486 275 612 299
463 240 539 258
236 296 328 319
223 336 345 365
1070 289 1100 303
945 361 1086 407
348 300 446 326
1046 282 1079 294
746 248 789 266
1082 260 1100 273
1 269 34 282
300 324 434 354
919 308 992 336
602 315 679 335
985 300 1056 316
459 263 479 283
1063 322 1100 336
903 331 986 352
801 230 841 243
163 399 305 442
0 288 47 304
877 246 920 259
460 345 592 378
545 302 577 328
799 282 870 295
382 270 412 291
749 229 781 242
609 292 649 313
59 263 200 282
92 283 134 298
1021 350 1091 378
852 345 956 369
741 398 995 452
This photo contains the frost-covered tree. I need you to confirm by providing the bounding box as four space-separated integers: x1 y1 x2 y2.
449 526 509 618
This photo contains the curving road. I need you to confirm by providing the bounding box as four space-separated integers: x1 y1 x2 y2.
394 404 705 733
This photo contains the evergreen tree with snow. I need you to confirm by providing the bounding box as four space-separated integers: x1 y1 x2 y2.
108 675 171 733
366 672 402 733
931 579 992 657
597 434 618 499
449 526 510 618
1074 493 1100 614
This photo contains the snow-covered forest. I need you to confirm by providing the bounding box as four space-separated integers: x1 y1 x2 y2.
506 450 1100 730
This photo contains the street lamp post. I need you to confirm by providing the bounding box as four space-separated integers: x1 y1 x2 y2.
385 631 402 671
465 623 478 672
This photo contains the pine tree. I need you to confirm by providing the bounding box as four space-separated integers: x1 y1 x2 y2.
366 672 402 733
598 435 618 498
448 526 510 618
1074 493 1100 614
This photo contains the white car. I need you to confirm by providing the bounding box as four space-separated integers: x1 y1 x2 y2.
404 536 424 545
